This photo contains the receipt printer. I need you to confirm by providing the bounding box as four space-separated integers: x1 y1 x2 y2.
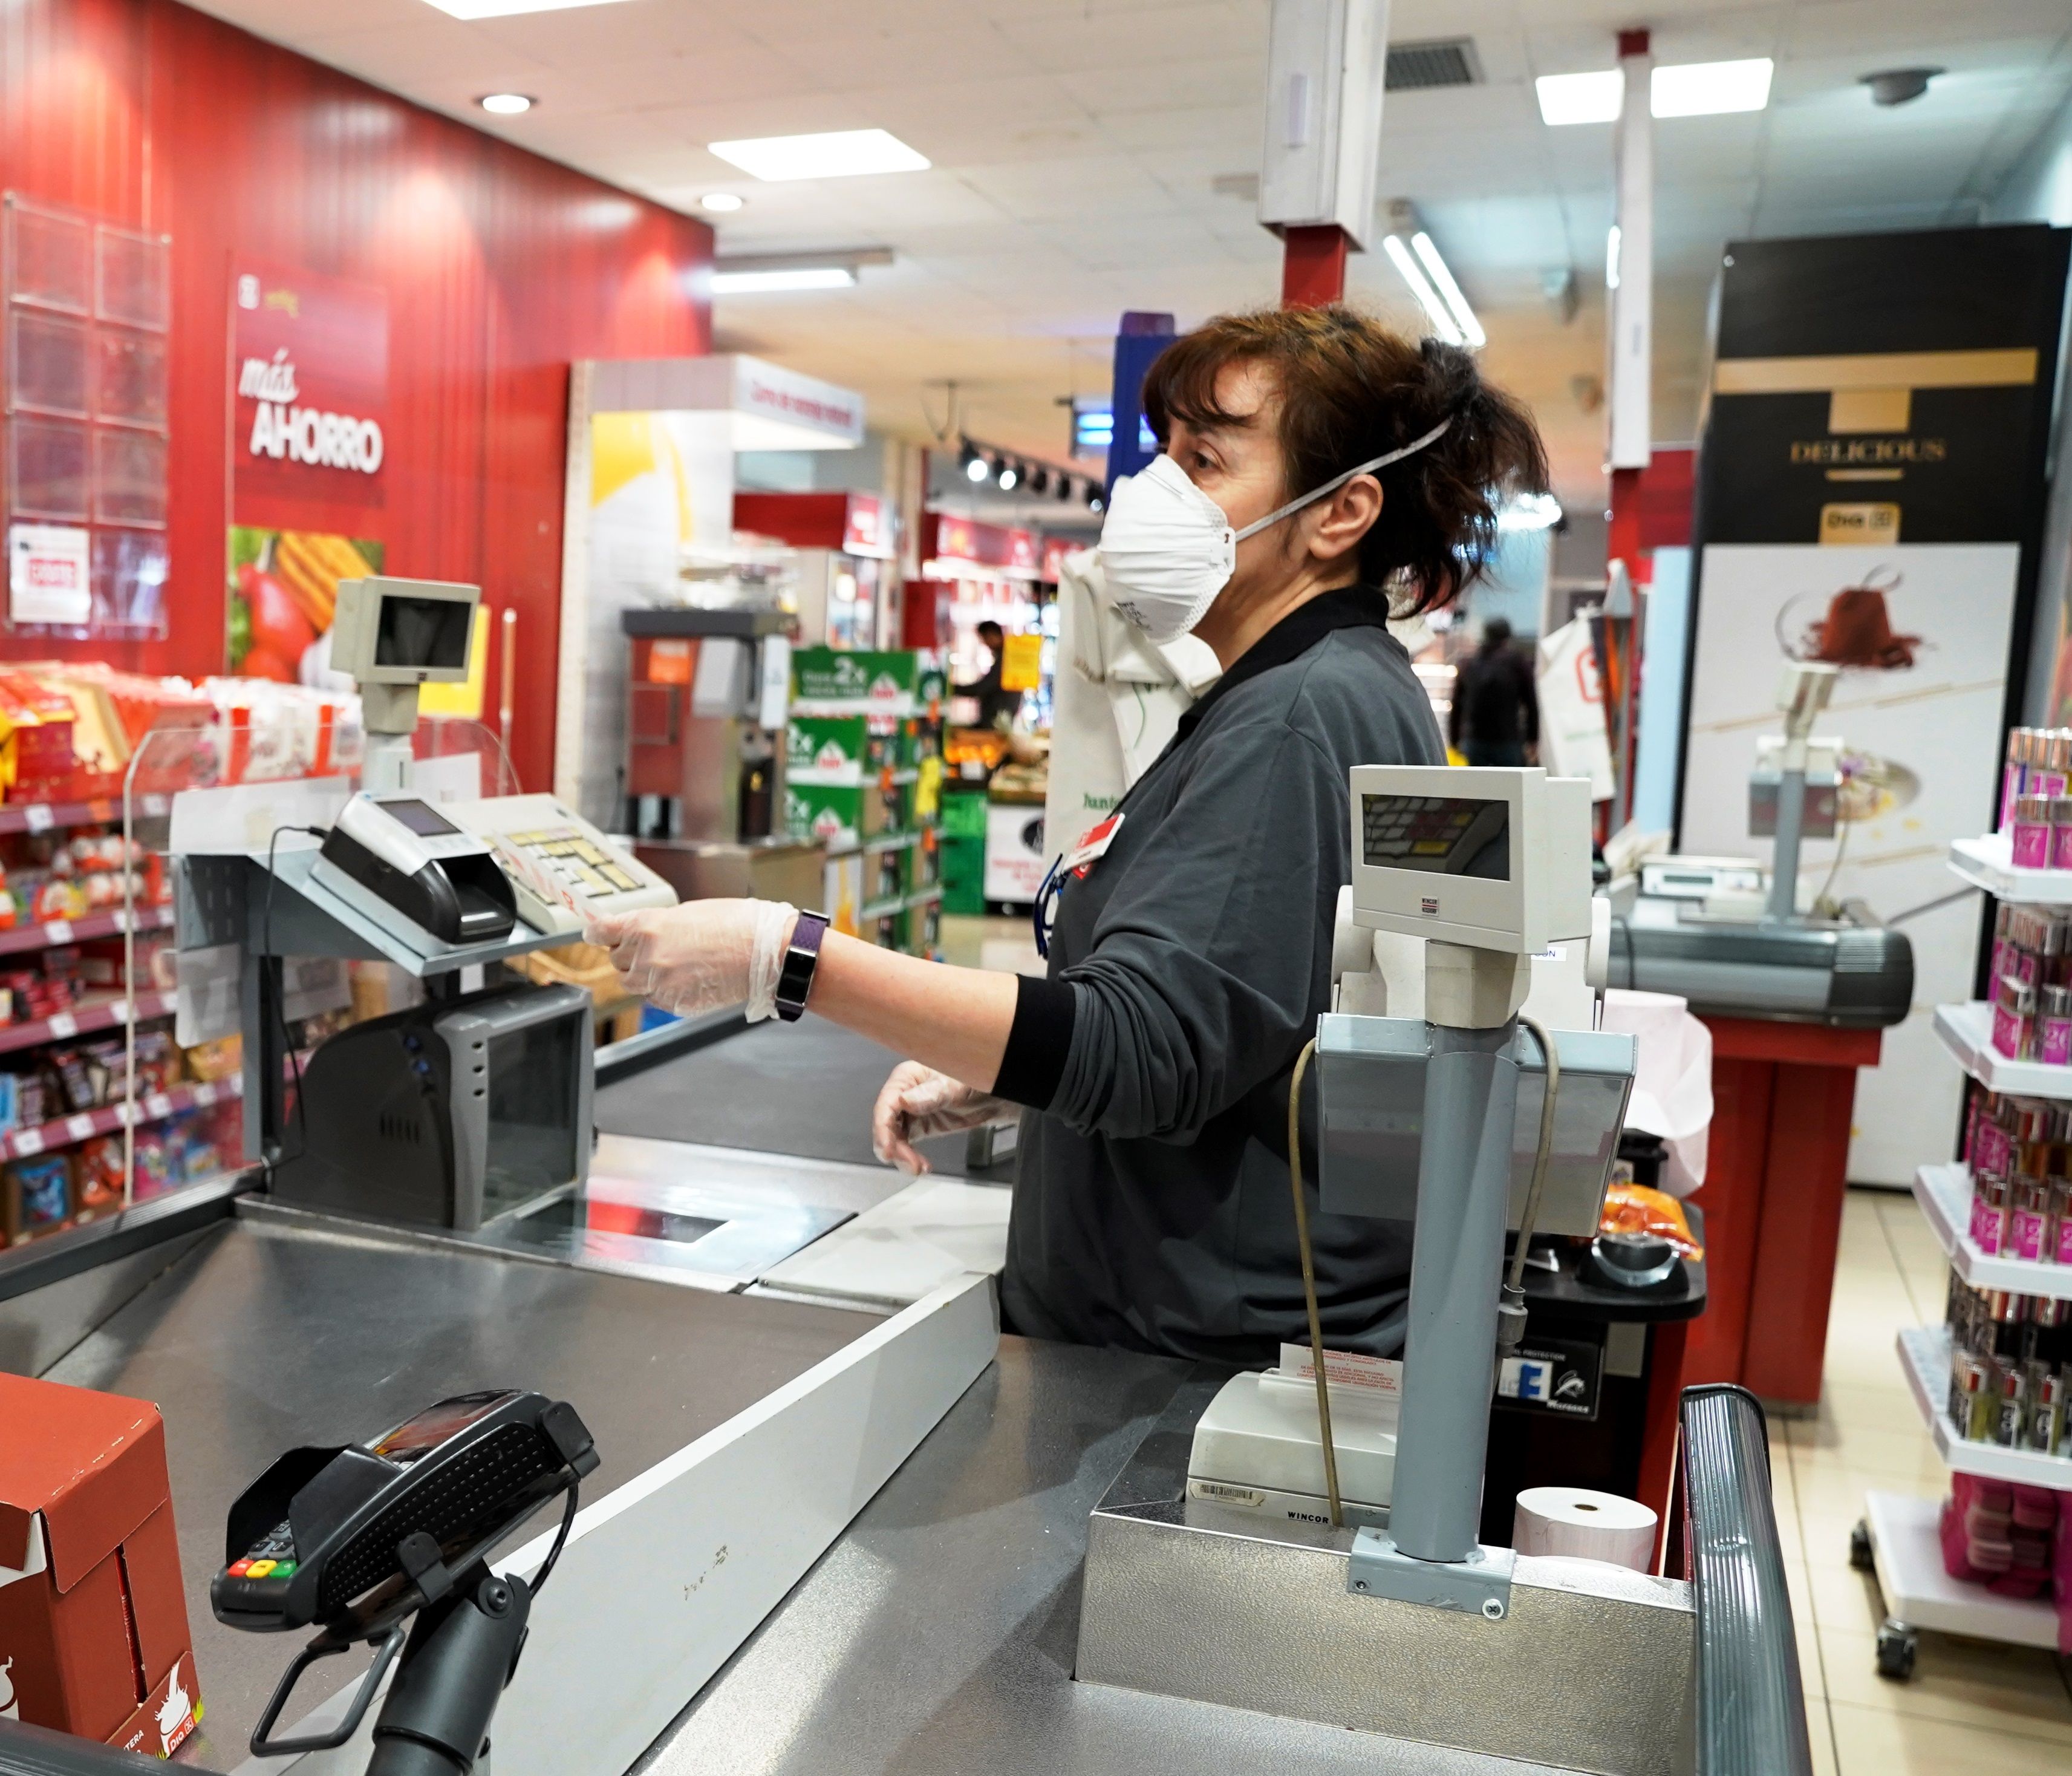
313 792 518 947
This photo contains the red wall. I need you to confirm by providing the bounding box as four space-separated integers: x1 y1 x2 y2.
0 0 713 793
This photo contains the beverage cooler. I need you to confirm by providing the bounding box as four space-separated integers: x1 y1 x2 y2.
733 491 901 650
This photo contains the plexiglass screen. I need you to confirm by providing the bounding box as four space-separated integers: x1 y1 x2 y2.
1361 794 1511 880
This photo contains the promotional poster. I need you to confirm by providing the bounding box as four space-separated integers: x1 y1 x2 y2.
225 525 383 681
1680 543 2019 1183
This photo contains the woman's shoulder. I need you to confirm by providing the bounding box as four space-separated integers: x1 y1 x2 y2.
1256 626 1444 764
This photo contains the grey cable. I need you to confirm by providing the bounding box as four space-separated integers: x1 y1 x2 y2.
1506 1012 1561 1296
1286 1037 1343 1529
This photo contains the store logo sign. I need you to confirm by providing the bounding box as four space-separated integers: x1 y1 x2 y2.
239 351 384 475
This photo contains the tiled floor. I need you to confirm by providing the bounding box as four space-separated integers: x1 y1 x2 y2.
1791 1187 2072 1772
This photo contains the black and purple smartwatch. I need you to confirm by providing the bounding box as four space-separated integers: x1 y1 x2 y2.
774 911 830 1022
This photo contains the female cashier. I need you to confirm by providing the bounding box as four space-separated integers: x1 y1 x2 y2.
592 305 1549 1365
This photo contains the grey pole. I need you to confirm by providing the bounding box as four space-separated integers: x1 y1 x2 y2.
1767 765 1805 921
1387 1020 1522 1564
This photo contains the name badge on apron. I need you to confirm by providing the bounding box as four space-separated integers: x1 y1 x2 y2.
1064 812 1124 878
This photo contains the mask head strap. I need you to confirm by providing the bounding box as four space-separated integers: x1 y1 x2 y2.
1231 417 1454 543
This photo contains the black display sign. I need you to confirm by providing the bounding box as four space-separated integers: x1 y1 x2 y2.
1494 1328 1603 1422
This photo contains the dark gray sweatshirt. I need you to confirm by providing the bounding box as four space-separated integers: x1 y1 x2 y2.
995 586 1444 1363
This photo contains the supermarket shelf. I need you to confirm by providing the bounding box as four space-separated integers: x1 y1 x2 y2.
1948 834 2072 906
858 886 945 921
0 990 176 1058
0 903 174 959
1 1076 238 1161
1914 1162 2072 1299
1897 1325 2072 1486
0 793 168 837
1930 1000 2072 1099
789 768 921 789
1863 1489 2061 1650
823 829 934 860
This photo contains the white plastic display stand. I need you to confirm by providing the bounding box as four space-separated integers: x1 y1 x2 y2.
1854 836 2072 1681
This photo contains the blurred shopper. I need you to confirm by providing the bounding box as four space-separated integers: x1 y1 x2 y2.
1448 616 1538 767
956 619 1023 731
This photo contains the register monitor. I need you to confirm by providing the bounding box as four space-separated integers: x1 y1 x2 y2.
1350 766 1593 955
329 576 479 687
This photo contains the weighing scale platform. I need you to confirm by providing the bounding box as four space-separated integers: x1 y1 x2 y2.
30 1207 876 1770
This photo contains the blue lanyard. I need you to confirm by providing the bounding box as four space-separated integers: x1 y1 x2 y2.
1032 854 1067 959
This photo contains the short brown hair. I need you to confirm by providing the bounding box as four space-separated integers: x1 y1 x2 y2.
1141 305 1549 614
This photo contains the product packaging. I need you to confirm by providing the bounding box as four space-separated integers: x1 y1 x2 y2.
0 1373 201 1755
2013 793 2054 869
3 1154 73 1244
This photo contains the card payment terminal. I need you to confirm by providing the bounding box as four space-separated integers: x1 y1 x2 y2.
312 792 520 947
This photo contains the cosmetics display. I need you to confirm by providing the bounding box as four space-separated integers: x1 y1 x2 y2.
1943 1275 2072 1458
1984 904 2072 1062
1998 727 2072 833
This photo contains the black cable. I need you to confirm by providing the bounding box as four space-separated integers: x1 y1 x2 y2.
262 824 330 1175
528 1477 581 1596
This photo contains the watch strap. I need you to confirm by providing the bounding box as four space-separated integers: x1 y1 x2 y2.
774 911 830 1022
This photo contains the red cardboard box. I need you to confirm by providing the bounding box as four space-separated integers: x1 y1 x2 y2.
0 1374 200 1757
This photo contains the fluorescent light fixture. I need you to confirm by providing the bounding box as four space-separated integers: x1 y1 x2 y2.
1499 491 1564 531
709 266 856 294
1381 234 1464 346
1409 232 1485 350
1652 57 1772 118
1536 69 1623 126
1539 58 1776 125
707 128 929 183
699 192 744 214
477 93 534 116
431 0 631 16
1605 224 1622 292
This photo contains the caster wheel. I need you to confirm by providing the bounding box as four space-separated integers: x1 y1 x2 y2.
1875 1618 1917 1681
1849 1520 1874 1572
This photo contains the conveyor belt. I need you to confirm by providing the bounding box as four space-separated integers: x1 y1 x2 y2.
596 1013 1011 1177
36 1211 873 1771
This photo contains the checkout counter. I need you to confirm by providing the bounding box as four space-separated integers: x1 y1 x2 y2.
0 650 1805 1776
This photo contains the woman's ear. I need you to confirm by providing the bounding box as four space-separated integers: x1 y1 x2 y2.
1306 474 1383 566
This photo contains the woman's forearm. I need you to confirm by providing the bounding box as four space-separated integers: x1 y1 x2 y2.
804 928 1020 1091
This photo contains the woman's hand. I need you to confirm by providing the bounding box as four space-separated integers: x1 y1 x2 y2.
588 899 797 1021
871 1061 1014 1174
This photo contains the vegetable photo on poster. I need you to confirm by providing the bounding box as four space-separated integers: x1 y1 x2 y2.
226 526 384 682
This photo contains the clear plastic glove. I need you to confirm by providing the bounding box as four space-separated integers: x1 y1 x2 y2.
588 899 798 1022
871 1060 1015 1175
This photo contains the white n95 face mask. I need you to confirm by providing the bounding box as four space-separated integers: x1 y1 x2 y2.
1096 419 1453 643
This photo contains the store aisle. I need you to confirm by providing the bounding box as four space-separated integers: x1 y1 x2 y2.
1788 1189 2072 1773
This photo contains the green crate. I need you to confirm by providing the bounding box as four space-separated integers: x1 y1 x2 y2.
940 834 987 915
940 789 989 840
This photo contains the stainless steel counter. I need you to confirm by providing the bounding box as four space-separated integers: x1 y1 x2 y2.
632 1344 1575 1776
34 1209 873 1771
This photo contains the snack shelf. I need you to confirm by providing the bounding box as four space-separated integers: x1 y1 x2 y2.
1948 834 2072 906
1860 1489 2061 1651
0 903 175 959
1896 1326 2072 1487
0 990 177 1058
1 1074 237 1162
1912 1162 2072 1300
0 793 169 837
824 829 930 860
859 886 944 921
1930 999 2072 1099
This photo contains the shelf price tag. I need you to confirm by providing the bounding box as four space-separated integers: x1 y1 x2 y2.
23 806 52 834
193 1083 217 1106
106 1000 128 1024
66 1114 96 1141
144 1093 171 1119
44 920 73 945
143 795 168 817
14 1128 43 1155
47 1013 77 1039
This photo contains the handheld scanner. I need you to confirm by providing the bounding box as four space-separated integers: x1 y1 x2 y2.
210 1389 597 1635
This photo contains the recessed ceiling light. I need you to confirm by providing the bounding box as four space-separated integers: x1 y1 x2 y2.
478 93 534 116
699 193 745 214
709 266 856 294
432 0 633 18
1535 70 1623 126
706 129 930 182
1650 58 1773 119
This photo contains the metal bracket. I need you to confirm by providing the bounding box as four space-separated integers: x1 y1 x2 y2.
1346 1530 1515 1620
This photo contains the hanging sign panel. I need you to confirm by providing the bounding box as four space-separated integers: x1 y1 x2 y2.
229 260 389 515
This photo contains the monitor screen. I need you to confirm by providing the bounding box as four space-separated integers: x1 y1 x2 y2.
378 798 460 838
375 595 473 671
1361 794 1511 881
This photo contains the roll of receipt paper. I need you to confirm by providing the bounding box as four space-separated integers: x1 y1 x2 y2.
1512 1486 1658 1572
